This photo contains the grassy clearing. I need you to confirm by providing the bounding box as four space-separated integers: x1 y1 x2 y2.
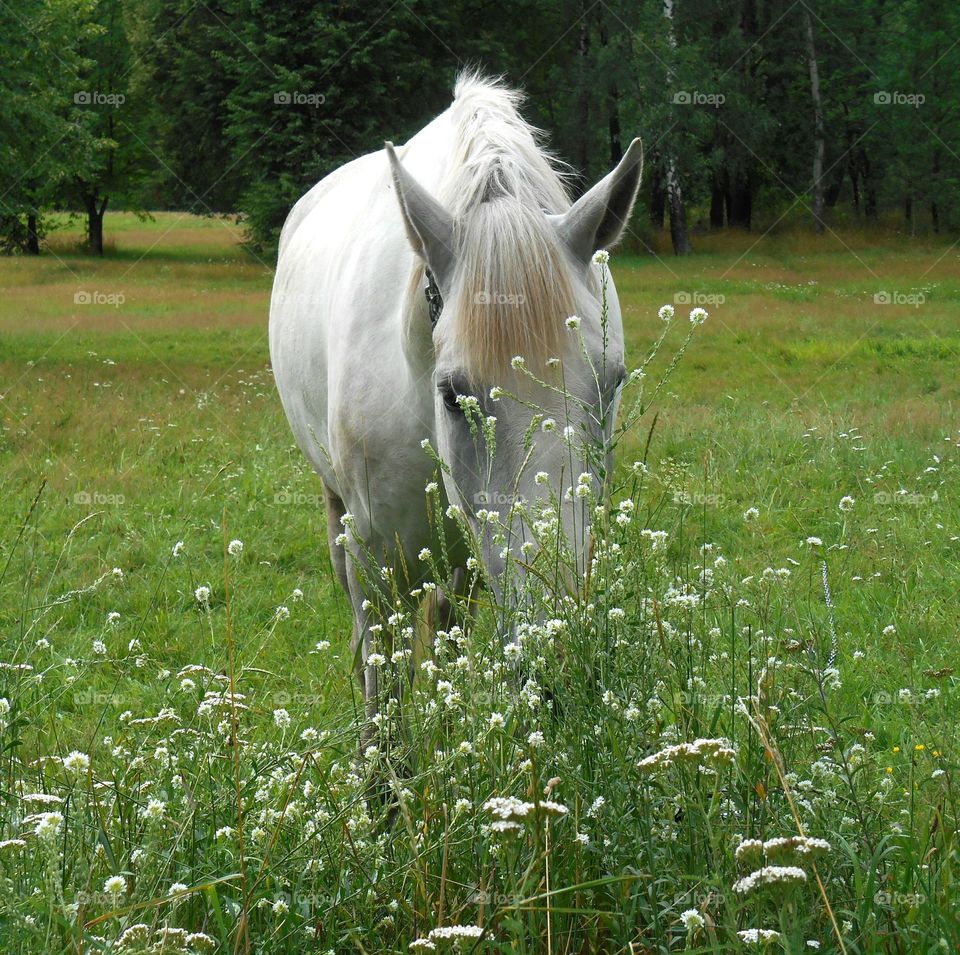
1 213 959 953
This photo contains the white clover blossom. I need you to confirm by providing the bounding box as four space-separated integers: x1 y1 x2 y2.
141 798 166 821
34 811 63 843
104 875 127 898
565 315 581 330
63 751 90 776
689 307 708 325
592 249 610 265
172 540 185 557
273 708 291 729
658 303 675 322
838 496 855 512
227 538 243 556
744 507 759 521
195 585 211 606
680 909 704 932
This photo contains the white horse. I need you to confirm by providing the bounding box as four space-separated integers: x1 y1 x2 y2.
270 73 642 713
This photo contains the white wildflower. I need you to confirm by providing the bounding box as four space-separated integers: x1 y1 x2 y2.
63 751 90 776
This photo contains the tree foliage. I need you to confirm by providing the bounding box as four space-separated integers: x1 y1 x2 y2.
3 0 959 253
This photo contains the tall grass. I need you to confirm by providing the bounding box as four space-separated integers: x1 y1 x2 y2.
1 255 958 954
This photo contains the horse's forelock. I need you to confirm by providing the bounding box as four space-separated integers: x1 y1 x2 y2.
428 73 577 383
450 198 574 384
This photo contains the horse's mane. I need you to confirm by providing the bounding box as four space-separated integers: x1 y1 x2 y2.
412 71 577 383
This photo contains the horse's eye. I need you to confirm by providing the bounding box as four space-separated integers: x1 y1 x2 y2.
440 382 461 413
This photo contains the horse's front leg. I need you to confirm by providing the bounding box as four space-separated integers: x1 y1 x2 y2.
343 559 382 744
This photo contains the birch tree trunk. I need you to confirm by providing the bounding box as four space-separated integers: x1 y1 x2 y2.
664 0 693 254
803 5 826 234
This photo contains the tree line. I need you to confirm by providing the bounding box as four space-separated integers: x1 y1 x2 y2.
3 0 958 256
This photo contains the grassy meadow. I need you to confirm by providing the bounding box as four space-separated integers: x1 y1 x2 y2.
1 212 959 953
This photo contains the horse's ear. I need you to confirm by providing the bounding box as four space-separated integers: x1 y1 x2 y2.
551 138 644 264
385 142 454 284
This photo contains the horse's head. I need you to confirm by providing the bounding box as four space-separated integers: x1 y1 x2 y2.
387 139 643 617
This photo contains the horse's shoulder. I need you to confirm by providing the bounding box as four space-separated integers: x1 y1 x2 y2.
278 150 387 256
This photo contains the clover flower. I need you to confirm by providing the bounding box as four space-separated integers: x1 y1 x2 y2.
63 751 90 776
104 875 127 898
34 812 64 843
